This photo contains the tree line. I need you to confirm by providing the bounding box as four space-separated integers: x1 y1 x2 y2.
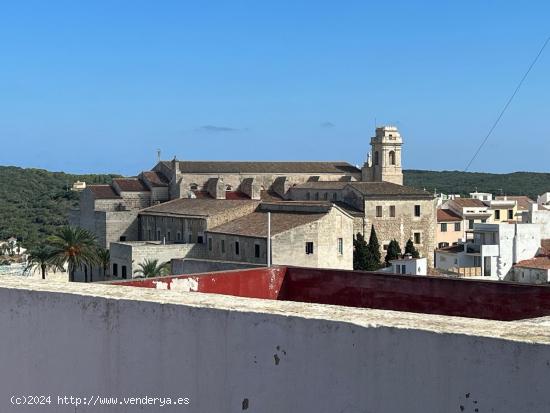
353 226 420 271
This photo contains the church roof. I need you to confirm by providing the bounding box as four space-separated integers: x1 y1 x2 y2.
139 198 259 217
208 211 326 238
141 171 169 187
88 185 121 199
113 178 149 192
161 161 360 175
349 182 432 199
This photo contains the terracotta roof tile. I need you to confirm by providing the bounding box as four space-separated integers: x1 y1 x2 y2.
162 160 360 174
113 178 149 192
437 209 463 222
141 171 169 187
139 198 259 217
451 198 487 208
496 196 535 211
515 257 550 270
88 185 120 199
208 211 326 237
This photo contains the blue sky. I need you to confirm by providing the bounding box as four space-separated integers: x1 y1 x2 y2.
0 1 548 175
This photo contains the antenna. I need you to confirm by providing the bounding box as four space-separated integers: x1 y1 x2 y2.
156 149 161 162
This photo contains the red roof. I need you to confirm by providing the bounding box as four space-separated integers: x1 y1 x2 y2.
88 185 120 199
437 209 462 222
451 198 487 208
141 171 169 187
113 179 149 192
515 257 550 270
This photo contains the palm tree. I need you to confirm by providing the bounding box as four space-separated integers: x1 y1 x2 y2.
134 259 170 278
96 247 110 279
48 226 99 282
25 245 57 280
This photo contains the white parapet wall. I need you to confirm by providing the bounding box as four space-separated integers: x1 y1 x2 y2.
2 277 550 412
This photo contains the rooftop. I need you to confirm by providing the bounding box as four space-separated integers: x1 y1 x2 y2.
437 208 463 222
162 160 361 175
141 171 169 187
451 198 488 208
139 198 259 217
113 178 149 192
496 195 534 211
348 182 432 198
208 211 326 237
515 257 550 270
88 185 121 199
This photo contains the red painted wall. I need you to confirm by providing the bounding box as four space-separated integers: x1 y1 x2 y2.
113 266 550 321
280 267 550 321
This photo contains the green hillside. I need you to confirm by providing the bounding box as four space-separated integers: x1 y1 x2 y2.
0 166 120 246
404 170 550 199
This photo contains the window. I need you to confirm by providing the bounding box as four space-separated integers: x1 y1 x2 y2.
337 238 343 255
235 241 240 255
454 222 461 232
376 206 383 217
305 242 314 255
167 231 171 241
438 242 449 249
148 230 152 240
208 237 213 251
314 192 319 200
121 266 127 279
389 151 396 165
332 192 337 201
401 265 407 275
197 235 204 244
389 205 396 217
383 244 389 251
177 232 181 241
119 236 127 242
508 209 514 220
468 219 474 229
254 244 260 258
156 230 161 241
323 192 328 200
221 239 226 254
495 210 501 220
190 184 198 190
441 223 447 232
414 205 421 217
306 192 311 200
188 233 193 243
374 151 379 166
226 185 232 191
414 232 421 244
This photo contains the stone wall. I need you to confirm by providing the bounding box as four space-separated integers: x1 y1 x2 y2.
110 241 207 278
364 198 437 266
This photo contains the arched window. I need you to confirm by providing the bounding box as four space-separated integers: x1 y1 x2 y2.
389 151 396 165
190 183 198 190
374 151 379 166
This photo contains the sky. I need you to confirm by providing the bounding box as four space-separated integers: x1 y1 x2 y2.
0 1 549 176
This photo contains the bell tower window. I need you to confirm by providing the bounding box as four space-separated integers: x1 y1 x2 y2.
374 151 379 166
389 151 396 165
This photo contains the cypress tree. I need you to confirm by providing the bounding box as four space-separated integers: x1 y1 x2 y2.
385 239 402 265
353 232 369 270
365 225 382 270
405 238 420 258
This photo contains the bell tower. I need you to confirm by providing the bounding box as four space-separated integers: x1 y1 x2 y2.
361 126 403 185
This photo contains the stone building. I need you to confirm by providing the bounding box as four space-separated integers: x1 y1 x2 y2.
71 126 437 280
206 202 354 270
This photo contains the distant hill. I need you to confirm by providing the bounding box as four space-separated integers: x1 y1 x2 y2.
404 170 550 199
0 166 120 246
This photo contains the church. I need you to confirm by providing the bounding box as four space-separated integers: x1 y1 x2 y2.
71 126 436 281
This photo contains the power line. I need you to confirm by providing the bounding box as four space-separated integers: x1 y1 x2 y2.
464 36 550 172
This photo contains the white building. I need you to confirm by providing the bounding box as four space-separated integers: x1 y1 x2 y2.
390 256 427 276
524 195 550 239
435 222 541 280
511 257 550 284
